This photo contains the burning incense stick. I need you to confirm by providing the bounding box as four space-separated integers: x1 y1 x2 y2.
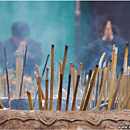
18 45 27 110
83 65 98 111
95 60 111 111
45 67 49 110
65 62 72 111
108 68 123 110
27 91 34 110
79 69 92 111
50 45 54 110
71 63 82 111
0 101 4 109
4 47 11 108
108 47 117 109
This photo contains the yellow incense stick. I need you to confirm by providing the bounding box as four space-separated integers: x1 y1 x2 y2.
56 62 62 110
27 91 34 110
108 47 118 109
83 65 98 111
37 77 42 110
0 101 4 109
71 63 82 111
98 52 106 98
95 60 111 111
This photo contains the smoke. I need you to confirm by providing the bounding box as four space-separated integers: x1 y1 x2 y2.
0 1 75 98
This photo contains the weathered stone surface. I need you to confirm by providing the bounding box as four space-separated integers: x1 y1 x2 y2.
0 110 130 129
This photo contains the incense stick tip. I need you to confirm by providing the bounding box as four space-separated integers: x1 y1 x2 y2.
51 44 54 47
126 42 129 47
89 69 92 77
46 67 49 70
65 44 68 50
95 65 98 68
27 91 30 94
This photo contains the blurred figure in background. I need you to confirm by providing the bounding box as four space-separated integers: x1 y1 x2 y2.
85 20 129 76
0 21 43 77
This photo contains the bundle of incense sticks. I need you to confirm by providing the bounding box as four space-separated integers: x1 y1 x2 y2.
1 42 130 111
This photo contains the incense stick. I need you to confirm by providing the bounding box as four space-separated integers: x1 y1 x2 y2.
71 63 82 111
62 45 68 84
108 47 117 109
65 62 72 111
27 91 34 110
50 45 54 110
37 77 42 110
72 65 77 110
79 69 92 111
0 101 4 109
83 65 98 111
98 52 106 99
45 67 49 110
56 61 62 110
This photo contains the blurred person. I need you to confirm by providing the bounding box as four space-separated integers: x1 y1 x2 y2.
0 21 43 77
84 20 130 107
85 20 129 76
